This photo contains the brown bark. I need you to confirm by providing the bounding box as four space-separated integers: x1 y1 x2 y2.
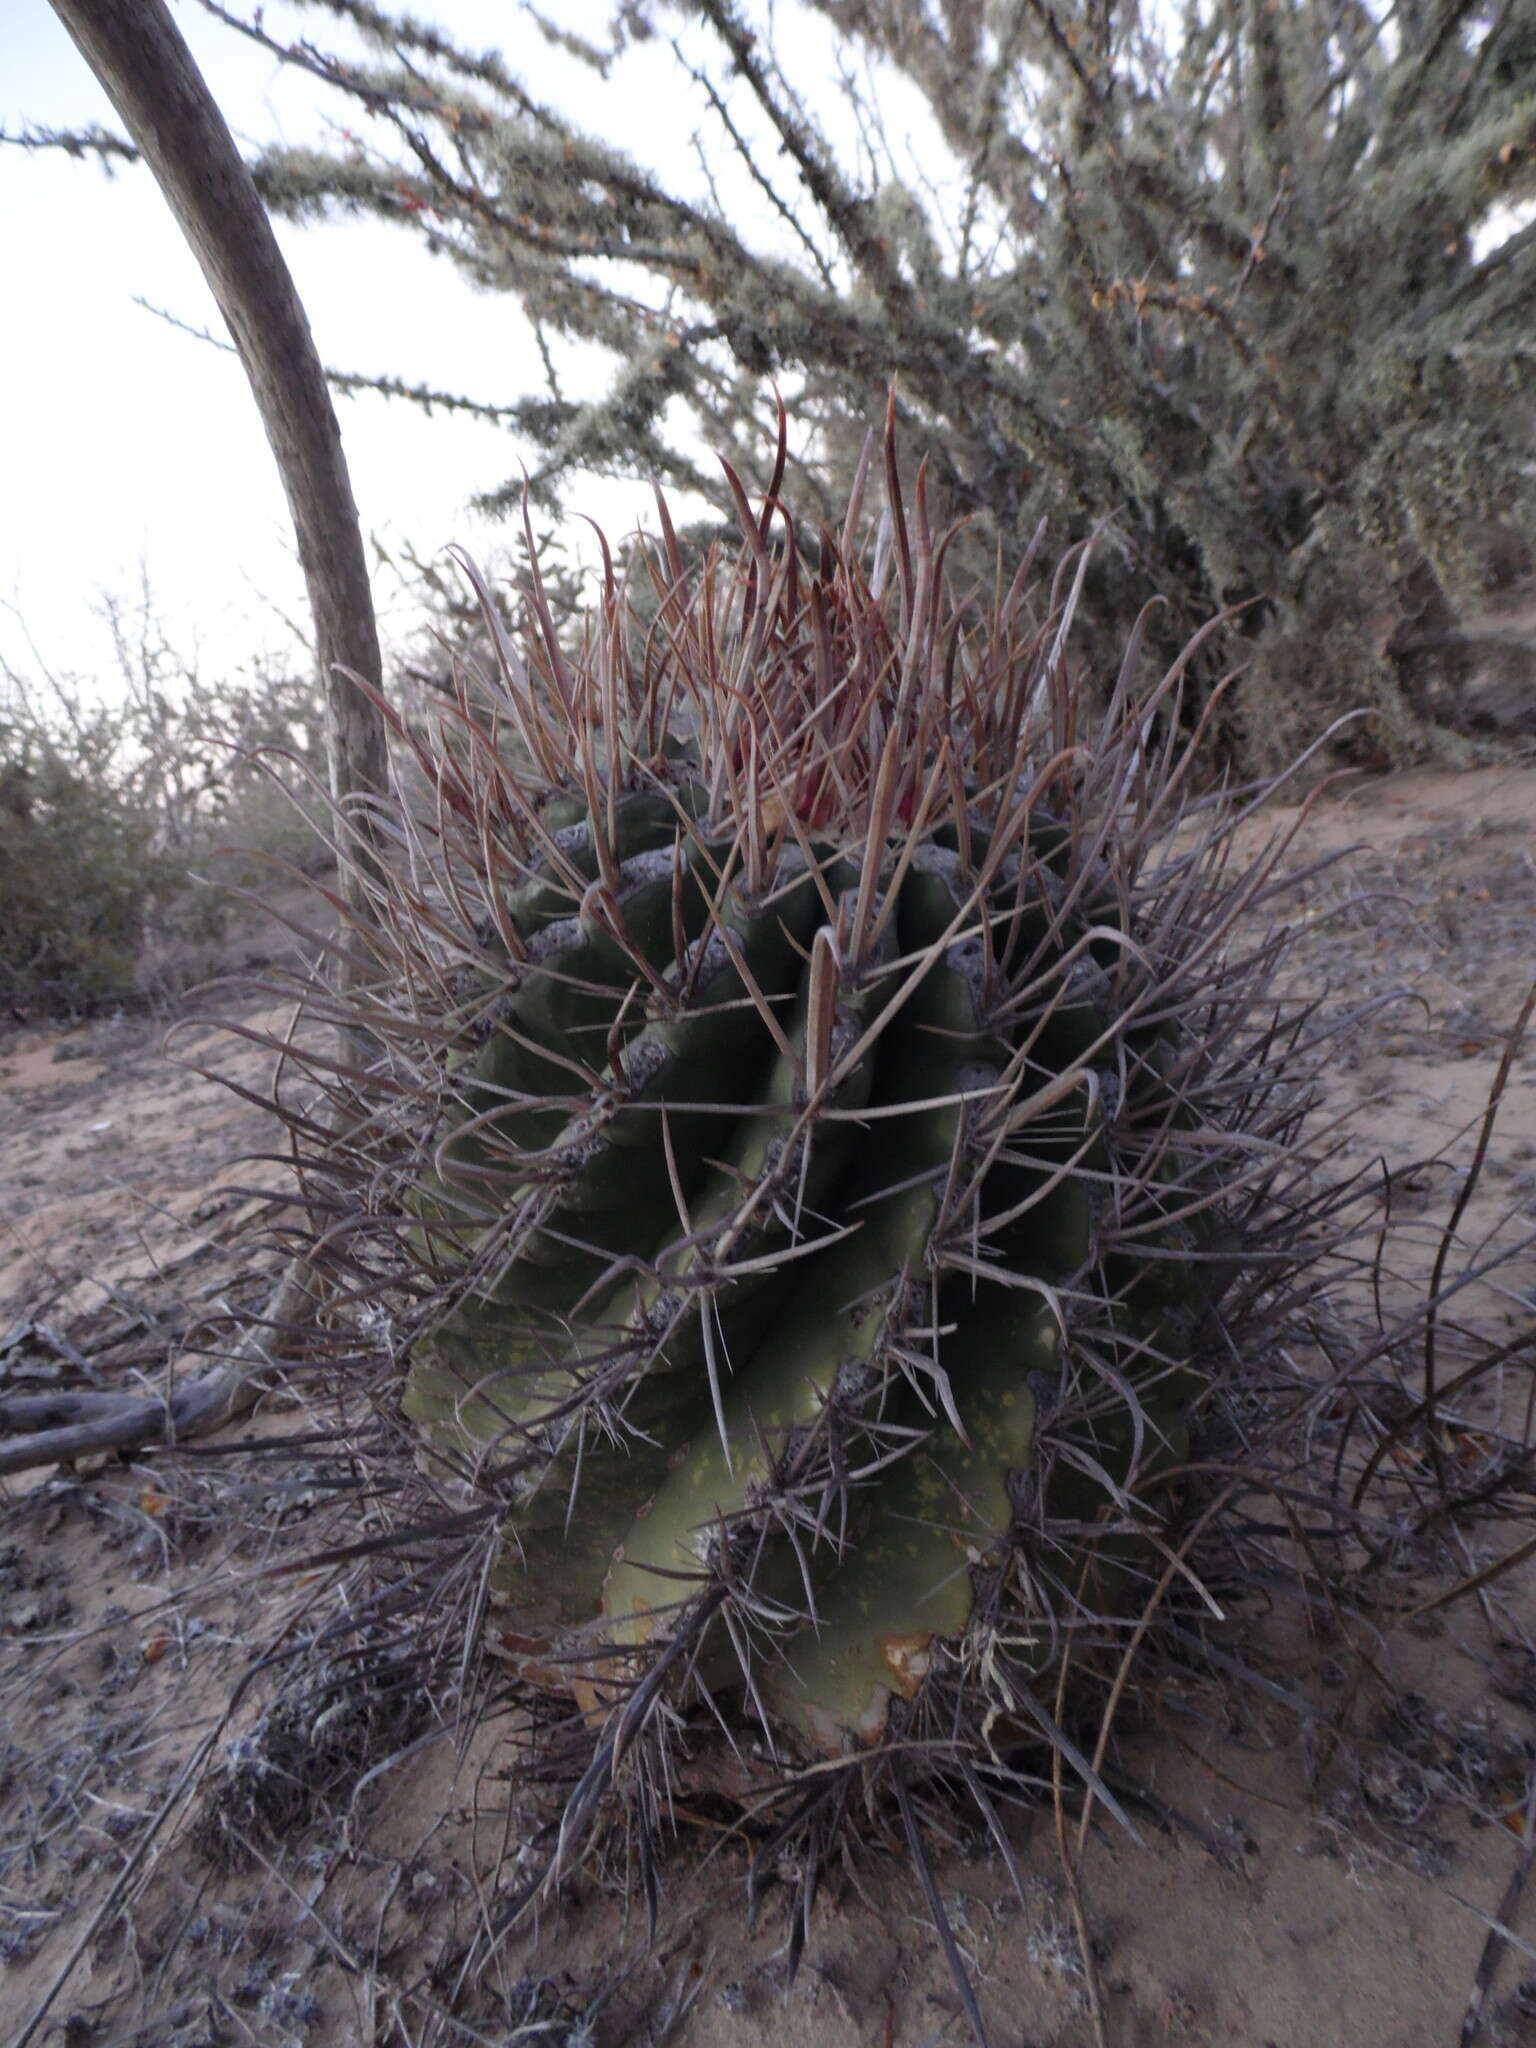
47 0 389 863
8 0 393 1478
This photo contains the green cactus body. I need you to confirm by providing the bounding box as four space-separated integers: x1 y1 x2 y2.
761 1285 1056 1754
399 757 1197 1751
347 417 1297 1795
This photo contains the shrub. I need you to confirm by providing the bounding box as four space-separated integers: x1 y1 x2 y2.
0 591 331 1018
0 721 174 1017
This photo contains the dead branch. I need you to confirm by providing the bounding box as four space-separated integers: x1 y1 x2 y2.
0 1255 317 1478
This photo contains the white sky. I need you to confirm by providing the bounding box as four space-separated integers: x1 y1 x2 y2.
1 0 805 693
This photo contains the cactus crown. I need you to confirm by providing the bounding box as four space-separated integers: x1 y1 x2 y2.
296 403 1343 1946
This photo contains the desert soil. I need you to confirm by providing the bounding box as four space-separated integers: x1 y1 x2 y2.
1 762 1534 2048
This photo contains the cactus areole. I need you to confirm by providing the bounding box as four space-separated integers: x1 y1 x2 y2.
383 414 1296 1778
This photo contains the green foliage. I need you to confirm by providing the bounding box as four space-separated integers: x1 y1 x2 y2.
91 0 1534 773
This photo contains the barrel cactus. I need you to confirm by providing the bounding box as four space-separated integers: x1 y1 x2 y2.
330 419 1322 1847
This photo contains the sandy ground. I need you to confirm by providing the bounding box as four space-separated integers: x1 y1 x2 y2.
0 1009 292 1328
1 763 1534 2048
